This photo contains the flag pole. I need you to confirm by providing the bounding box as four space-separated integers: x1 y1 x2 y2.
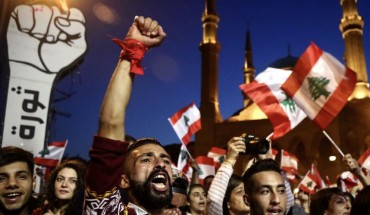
280 149 284 169
59 140 68 165
264 132 274 160
322 131 344 157
296 170 310 190
265 132 274 140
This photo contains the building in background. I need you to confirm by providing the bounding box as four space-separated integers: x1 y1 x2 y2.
194 0 370 183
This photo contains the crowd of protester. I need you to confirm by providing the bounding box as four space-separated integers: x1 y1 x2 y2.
1 15 370 215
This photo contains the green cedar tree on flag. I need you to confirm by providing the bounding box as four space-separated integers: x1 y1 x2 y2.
240 67 307 139
298 171 318 194
194 156 215 185
207 147 226 170
34 140 68 167
168 102 201 145
281 42 357 129
177 144 191 174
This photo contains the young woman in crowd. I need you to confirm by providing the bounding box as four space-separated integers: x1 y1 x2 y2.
207 137 249 215
187 184 207 215
309 187 351 215
32 160 87 215
222 174 250 215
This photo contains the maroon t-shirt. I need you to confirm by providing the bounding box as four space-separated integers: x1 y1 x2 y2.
84 136 134 214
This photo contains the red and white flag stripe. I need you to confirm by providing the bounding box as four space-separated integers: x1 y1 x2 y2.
240 67 307 139
298 171 318 195
34 141 68 167
191 156 215 185
281 149 299 175
207 147 226 170
281 42 357 129
358 146 370 171
169 103 201 145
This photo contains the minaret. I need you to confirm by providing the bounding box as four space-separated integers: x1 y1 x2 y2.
243 29 255 107
339 0 370 99
195 0 222 155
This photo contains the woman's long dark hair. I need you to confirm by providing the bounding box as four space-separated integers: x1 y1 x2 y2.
350 185 370 215
222 174 243 215
310 187 345 215
44 160 87 215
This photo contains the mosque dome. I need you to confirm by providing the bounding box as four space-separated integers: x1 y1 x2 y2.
268 55 299 70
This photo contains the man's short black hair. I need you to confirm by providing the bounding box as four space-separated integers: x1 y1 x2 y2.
123 138 167 174
242 159 282 193
203 174 215 182
172 177 189 195
127 137 163 153
187 184 205 201
0 146 34 174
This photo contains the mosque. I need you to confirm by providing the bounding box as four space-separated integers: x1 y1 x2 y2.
193 0 370 183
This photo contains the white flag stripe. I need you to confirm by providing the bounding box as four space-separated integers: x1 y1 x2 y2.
198 164 215 178
259 69 306 126
43 141 68 160
362 156 370 170
300 174 317 191
241 67 307 139
282 157 298 169
171 105 200 137
293 53 345 118
177 144 189 171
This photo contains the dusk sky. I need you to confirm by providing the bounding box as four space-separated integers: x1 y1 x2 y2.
36 0 370 160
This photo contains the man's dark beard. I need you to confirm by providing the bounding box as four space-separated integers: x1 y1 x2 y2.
130 169 173 211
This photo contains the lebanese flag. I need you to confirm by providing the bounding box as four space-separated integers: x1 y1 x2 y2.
240 67 307 139
195 156 215 185
281 42 357 129
177 144 191 174
298 171 318 194
34 141 68 167
339 171 359 191
168 103 201 145
358 146 370 170
311 163 327 189
280 150 299 181
324 175 332 187
207 147 226 170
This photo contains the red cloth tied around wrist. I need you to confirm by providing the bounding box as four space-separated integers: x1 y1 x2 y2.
112 38 148 75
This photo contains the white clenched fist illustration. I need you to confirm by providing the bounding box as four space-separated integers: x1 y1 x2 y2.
7 4 87 73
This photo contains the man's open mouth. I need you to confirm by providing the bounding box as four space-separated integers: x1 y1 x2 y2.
4 192 21 198
151 172 169 192
3 192 22 203
267 207 283 215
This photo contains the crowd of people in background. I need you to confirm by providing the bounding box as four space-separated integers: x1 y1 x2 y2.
1 15 370 215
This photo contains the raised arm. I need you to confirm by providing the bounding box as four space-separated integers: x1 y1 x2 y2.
343 153 370 186
84 16 166 214
207 137 245 215
97 16 166 141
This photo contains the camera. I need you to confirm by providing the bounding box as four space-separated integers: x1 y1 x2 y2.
242 134 270 154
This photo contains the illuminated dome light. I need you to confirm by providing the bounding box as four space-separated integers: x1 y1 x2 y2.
348 82 370 100
329 156 336 161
